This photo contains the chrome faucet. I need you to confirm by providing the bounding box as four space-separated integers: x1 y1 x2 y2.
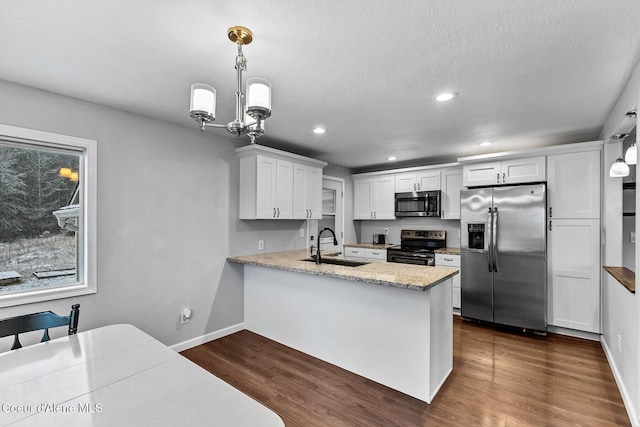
315 227 338 264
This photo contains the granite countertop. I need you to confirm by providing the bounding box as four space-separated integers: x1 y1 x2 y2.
435 248 461 255
227 249 458 291
343 243 395 249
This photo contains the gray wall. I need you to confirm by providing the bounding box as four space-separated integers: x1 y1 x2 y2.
0 79 313 348
359 218 461 247
600 59 640 424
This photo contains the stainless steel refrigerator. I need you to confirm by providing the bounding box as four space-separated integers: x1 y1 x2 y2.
460 183 547 332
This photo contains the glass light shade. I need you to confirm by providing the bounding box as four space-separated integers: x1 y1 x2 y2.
625 143 637 165
609 157 630 177
246 78 271 118
189 83 216 119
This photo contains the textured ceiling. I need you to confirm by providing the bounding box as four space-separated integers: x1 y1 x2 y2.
0 1 639 171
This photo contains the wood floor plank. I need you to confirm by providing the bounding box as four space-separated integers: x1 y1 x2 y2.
181 316 630 426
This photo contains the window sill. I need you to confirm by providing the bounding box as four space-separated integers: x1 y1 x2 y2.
603 266 635 293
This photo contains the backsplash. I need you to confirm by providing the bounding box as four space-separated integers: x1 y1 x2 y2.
358 218 461 248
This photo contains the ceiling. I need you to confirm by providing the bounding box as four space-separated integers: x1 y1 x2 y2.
1 1 639 172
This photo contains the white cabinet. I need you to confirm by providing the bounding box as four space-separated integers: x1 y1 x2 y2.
546 149 601 334
547 219 601 333
463 156 546 187
547 151 600 219
395 170 441 192
293 163 322 219
344 247 387 262
237 145 327 220
441 169 463 219
353 175 395 220
250 155 293 219
435 253 461 309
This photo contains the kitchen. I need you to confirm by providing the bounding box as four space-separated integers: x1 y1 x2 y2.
0 2 639 426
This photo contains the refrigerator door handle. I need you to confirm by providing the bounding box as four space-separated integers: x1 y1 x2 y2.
492 207 499 272
487 207 493 272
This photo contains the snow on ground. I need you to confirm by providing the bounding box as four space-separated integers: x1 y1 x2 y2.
0 234 76 293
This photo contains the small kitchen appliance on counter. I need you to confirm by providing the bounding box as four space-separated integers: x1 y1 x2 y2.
386 230 446 266
373 234 386 244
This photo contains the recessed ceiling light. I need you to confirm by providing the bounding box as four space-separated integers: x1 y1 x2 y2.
479 141 493 147
388 156 397 161
313 127 327 134
435 92 458 102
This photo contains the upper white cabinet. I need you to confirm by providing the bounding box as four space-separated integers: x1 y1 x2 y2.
353 175 395 220
395 170 441 192
293 163 322 219
547 150 601 219
237 145 327 220
441 169 463 220
463 156 546 187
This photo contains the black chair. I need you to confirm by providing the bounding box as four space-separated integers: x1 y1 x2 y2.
0 304 80 350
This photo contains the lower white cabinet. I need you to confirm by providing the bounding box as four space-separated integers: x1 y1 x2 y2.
435 253 461 309
344 247 387 262
547 218 601 333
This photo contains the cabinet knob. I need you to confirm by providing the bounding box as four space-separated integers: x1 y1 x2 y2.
277 207 280 218
496 173 500 183
502 172 506 183
549 220 552 231
549 207 552 218
273 208 276 218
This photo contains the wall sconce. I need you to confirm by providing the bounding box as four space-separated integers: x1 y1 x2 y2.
610 133 631 177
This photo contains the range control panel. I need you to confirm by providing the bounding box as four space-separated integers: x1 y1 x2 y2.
400 230 446 240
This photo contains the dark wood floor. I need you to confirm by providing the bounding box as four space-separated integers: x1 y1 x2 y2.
181 316 630 426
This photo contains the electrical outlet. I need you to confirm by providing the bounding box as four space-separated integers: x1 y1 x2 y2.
631 232 636 243
181 308 192 325
617 335 622 353
258 239 265 250
300 227 305 237
384 228 389 235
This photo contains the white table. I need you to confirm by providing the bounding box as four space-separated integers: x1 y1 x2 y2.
0 324 284 427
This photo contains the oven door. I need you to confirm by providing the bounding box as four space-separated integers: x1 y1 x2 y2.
387 252 435 266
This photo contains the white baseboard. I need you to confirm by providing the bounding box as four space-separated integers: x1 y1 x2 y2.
170 322 245 353
547 325 600 341
601 337 638 427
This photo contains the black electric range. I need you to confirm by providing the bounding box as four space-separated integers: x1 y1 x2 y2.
386 229 446 266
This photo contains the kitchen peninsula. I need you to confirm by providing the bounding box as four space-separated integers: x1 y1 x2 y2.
227 250 458 403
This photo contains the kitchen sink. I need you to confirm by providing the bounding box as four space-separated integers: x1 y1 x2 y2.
301 257 370 267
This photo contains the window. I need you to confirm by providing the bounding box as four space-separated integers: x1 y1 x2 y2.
0 124 96 307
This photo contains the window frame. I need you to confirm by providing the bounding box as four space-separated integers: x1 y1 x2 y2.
0 124 97 308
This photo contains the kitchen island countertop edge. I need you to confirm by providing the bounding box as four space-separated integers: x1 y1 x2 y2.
227 249 458 291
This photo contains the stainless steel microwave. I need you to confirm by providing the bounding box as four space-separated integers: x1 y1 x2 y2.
395 191 441 217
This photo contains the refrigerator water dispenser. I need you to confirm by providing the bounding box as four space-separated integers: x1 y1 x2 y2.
468 224 485 249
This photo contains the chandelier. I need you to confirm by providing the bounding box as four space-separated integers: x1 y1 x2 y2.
189 26 271 143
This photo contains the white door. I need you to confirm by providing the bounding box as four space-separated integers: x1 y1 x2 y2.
441 169 462 220
416 170 441 191
373 176 396 219
501 156 546 184
275 159 293 219
548 218 601 333
256 155 277 219
462 162 501 187
354 178 373 219
307 166 323 219
547 151 601 219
